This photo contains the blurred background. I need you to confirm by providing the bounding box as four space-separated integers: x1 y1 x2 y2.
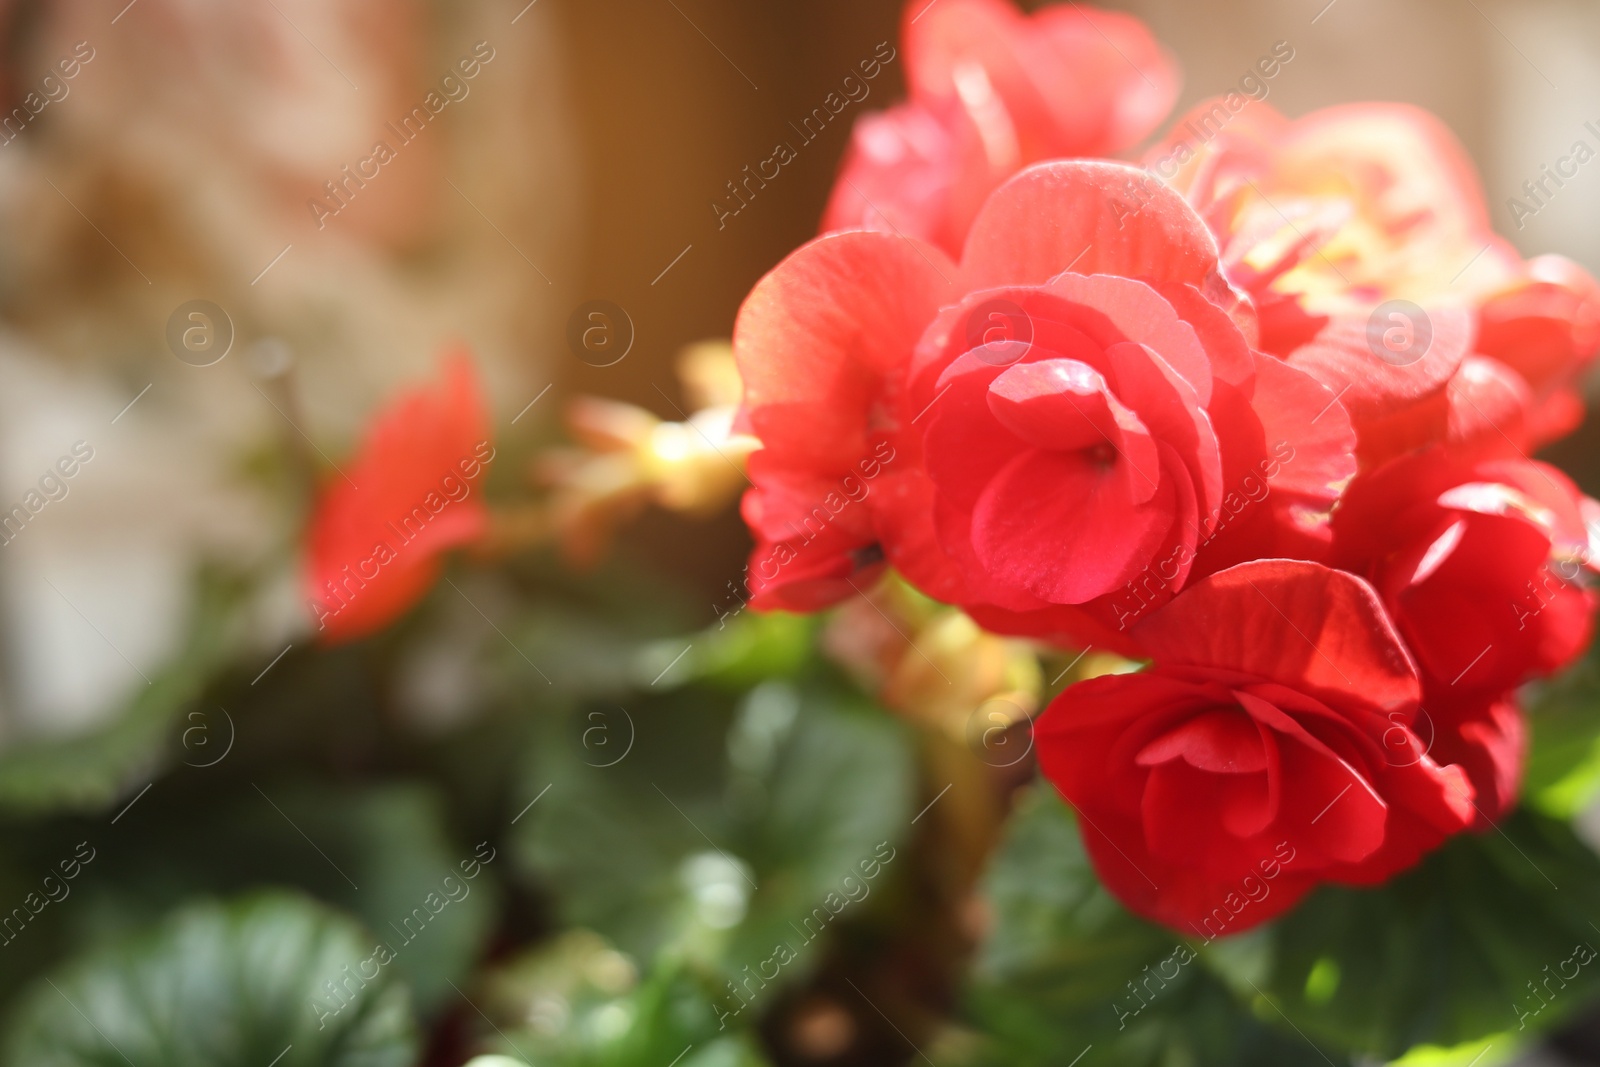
2 1 1600 1065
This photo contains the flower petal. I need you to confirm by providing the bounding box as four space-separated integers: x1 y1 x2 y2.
735 230 959 470
962 160 1229 297
1133 560 1420 714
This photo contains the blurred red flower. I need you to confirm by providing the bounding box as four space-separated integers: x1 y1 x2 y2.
1037 560 1475 935
821 0 1178 258
304 351 493 644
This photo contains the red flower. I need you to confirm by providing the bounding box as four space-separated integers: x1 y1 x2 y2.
1331 448 1597 821
820 99 990 263
735 160 1355 650
1332 447 1598 697
1424 690 1527 827
1476 255 1600 444
1149 100 1600 465
304 352 494 644
821 0 1178 258
1036 560 1475 935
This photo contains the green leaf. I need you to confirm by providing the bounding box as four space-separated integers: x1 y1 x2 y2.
0 567 252 816
963 784 1600 1065
511 675 914 1010
962 786 1340 1067
679 1036 772 1067
1388 1035 1527 1066
511 684 739 963
972 787 1171 997
1247 808 1600 1060
475 930 774 1067
259 784 498 1016
720 681 912 982
1 891 417 1067
1524 648 1600 817
69 782 496 1016
446 554 706 699
963 785 1177 1064
645 612 818 693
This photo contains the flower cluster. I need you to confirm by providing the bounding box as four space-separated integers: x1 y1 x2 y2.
733 0 1600 933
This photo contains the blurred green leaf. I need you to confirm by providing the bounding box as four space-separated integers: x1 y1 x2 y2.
0 568 253 817
511 671 914 1013
961 786 1336 1067
1388 1035 1526 1066
1524 647 1600 817
647 612 818 692
972 787 1170 999
1248 808 1600 1060
71 781 496 1016
1 891 417 1067
962 779 1600 1065
511 684 738 962
721 680 913 983
963 785 1177 1064
449 553 707 699
475 930 773 1067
